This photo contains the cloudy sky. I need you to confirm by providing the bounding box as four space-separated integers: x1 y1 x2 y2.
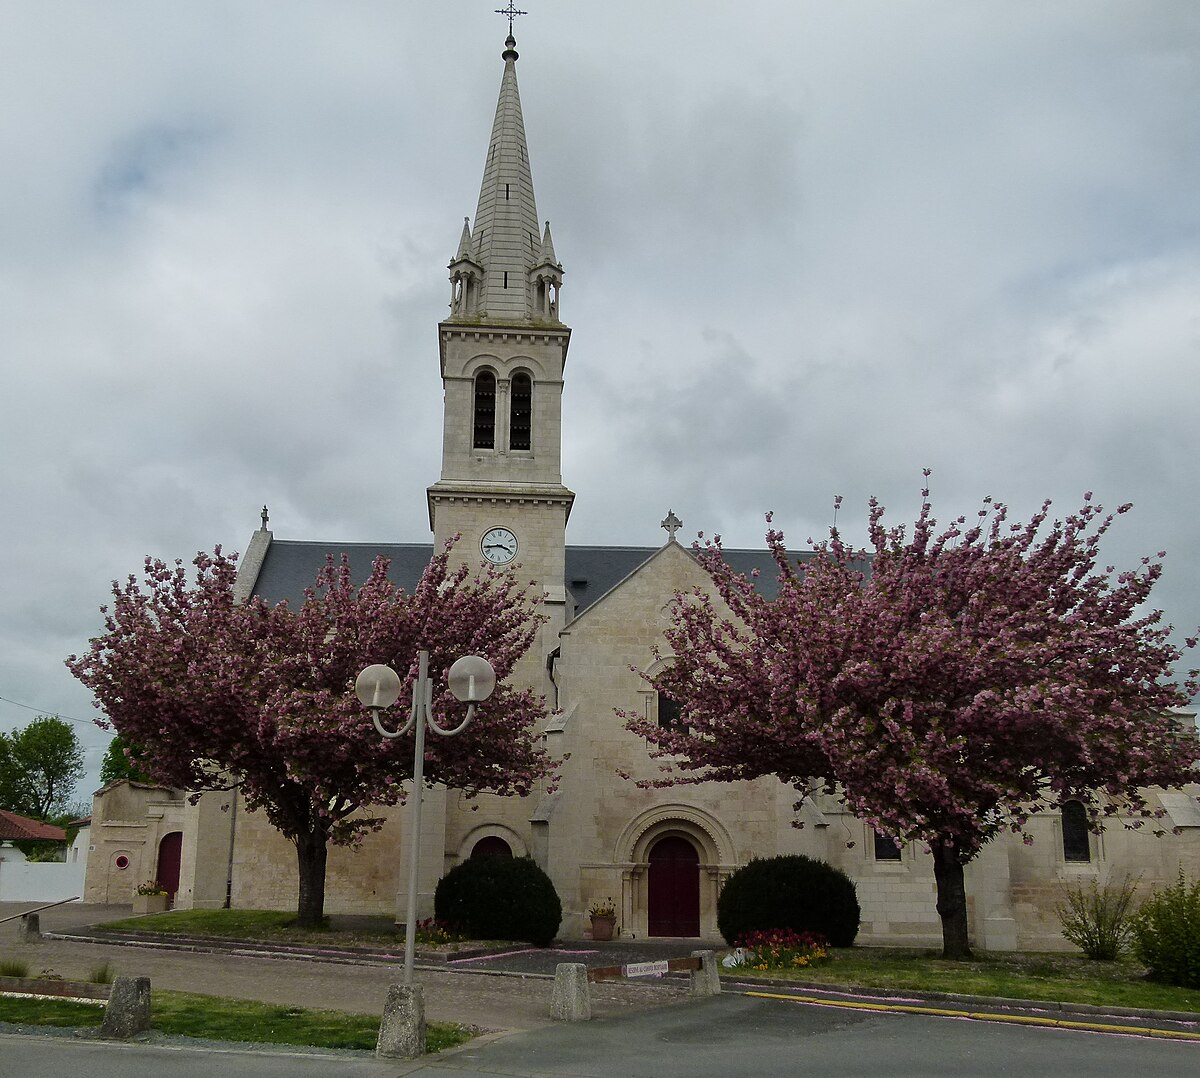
2 1 1198 798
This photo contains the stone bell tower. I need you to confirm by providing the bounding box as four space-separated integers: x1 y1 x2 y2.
427 31 574 672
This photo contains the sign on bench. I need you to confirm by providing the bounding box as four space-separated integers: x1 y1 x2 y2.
553 952 719 1021
587 956 701 982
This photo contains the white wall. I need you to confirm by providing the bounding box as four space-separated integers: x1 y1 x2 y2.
0 857 86 902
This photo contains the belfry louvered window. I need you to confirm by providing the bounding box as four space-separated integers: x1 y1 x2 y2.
510 372 532 450
472 371 496 449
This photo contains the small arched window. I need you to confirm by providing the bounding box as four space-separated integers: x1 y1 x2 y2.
510 372 532 450
1061 799 1091 863
472 371 496 450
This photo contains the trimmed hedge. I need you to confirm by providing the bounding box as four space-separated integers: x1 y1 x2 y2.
718 854 860 947
434 856 561 946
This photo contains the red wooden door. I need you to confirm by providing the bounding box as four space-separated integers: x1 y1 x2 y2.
156 831 183 904
647 836 700 937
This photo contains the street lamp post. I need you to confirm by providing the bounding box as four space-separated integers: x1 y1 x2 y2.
355 650 496 987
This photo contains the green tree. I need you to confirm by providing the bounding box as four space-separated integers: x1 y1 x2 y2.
99 734 151 786
0 716 85 819
0 735 20 812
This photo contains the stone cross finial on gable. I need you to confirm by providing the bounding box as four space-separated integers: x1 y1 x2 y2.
661 510 683 542
495 1 527 34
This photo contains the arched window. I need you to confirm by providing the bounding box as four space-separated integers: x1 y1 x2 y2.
472 371 496 449
657 691 685 732
1061 799 1091 863
510 372 532 450
470 835 513 860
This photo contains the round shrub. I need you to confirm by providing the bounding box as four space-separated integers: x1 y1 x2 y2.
717 854 860 948
435 856 561 946
1131 870 1200 988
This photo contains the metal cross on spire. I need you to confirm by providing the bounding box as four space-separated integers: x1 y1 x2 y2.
495 1 528 35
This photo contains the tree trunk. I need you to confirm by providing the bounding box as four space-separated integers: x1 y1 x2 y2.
294 828 329 928
932 840 972 960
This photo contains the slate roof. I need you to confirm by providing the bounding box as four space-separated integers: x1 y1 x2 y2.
249 539 827 615
0 809 67 842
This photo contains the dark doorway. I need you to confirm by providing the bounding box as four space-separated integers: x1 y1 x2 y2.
156 831 183 905
647 835 700 937
470 835 513 860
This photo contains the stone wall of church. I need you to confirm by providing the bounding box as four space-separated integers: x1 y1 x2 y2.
548 544 790 939
175 791 236 910
1005 794 1200 950
83 782 188 906
226 801 403 916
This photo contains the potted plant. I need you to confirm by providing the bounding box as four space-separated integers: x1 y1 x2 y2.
133 880 169 915
587 897 617 941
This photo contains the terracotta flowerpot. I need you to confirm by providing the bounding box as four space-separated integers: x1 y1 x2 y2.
590 915 616 941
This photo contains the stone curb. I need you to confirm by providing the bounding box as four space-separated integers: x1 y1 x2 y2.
45 930 434 969
719 973 1200 1027
0 975 110 1001
49 927 495 964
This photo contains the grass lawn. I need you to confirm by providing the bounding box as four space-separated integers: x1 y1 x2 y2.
737 947 1200 1015
0 989 474 1052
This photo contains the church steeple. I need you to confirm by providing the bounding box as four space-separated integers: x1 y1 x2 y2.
448 34 563 324
430 24 573 704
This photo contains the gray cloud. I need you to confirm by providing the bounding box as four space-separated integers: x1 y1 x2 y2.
3 3 1198 796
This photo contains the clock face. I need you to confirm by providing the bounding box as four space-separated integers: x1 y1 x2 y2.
481 527 518 564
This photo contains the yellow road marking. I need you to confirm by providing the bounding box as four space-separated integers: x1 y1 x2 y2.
743 990 1200 1042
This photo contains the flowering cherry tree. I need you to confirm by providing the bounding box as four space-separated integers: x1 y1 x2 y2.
69 545 550 926
634 483 1199 959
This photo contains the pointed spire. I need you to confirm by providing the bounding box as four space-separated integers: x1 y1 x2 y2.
454 33 554 323
537 221 558 267
455 217 475 262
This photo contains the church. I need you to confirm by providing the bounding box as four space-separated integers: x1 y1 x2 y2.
84 31 1200 950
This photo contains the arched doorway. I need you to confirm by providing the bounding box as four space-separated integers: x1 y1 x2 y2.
156 831 183 905
647 835 700 937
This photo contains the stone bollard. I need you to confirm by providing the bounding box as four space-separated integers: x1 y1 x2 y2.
551 962 591 1021
376 984 426 1059
17 913 41 943
100 976 151 1039
689 950 720 997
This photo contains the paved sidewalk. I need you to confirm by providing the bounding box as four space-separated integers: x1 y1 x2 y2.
1 902 692 1032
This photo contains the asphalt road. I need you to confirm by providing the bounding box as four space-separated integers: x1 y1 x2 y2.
4 995 1200 1077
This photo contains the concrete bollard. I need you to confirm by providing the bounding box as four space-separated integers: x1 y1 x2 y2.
100 976 151 1039
689 950 720 997
17 913 41 943
551 962 591 1021
376 984 426 1059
